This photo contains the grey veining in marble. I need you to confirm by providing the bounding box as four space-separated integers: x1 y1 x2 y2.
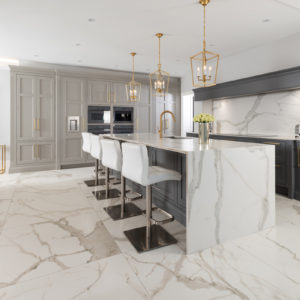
202 90 300 137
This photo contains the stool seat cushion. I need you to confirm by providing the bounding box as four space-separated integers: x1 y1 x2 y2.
148 166 181 185
90 134 102 160
122 142 181 186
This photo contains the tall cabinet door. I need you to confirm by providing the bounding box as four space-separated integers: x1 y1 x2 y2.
36 77 55 140
16 75 36 140
62 77 86 163
112 82 129 105
88 80 110 104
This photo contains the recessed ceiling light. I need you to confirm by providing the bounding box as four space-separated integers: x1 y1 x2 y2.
263 19 270 23
77 60 82 63
0 57 19 65
209 43 215 47
34 54 39 57
88 18 95 22
75 43 81 47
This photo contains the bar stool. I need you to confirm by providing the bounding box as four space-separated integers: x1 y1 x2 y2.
92 139 122 200
121 142 181 253
82 132 104 187
100 139 143 220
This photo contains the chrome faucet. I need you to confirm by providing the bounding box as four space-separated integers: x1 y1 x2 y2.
158 110 176 138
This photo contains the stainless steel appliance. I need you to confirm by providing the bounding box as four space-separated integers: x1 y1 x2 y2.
88 106 111 124
113 125 134 134
113 107 133 123
295 124 300 137
88 125 111 135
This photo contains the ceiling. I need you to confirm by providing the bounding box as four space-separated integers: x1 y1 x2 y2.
0 0 300 76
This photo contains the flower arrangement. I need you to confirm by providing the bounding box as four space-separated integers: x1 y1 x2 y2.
193 113 215 123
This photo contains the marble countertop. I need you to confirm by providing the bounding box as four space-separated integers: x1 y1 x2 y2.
187 132 300 141
103 133 273 154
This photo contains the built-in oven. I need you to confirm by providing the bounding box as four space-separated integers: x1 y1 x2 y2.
113 107 133 124
88 106 111 124
113 125 134 134
88 125 111 135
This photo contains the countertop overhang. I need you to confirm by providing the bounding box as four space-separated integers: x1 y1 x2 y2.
103 133 274 154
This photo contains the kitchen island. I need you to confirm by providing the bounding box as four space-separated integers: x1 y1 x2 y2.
104 133 275 254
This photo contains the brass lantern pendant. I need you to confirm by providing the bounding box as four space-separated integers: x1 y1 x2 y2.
126 52 141 102
150 33 170 97
190 0 220 88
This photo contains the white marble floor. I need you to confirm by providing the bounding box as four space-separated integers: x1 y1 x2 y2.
0 167 300 299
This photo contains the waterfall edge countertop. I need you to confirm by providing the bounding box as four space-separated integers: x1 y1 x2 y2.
103 133 274 154
104 133 276 254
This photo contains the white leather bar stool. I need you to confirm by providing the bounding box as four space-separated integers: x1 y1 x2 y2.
82 132 104 187
93 139 121 200
89 134 106 186
121 142 181 253
100 139 143 220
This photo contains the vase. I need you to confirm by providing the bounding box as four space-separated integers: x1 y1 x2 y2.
198 122 210 144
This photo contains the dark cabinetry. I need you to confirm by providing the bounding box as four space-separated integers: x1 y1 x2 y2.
294 141 300 199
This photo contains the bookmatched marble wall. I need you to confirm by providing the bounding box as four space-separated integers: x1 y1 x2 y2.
200 90 300 135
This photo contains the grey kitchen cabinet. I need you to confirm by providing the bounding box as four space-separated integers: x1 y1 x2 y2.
111 82 129 105
136 105 151 133
61 76 87 164
88 80 110 104
10 70 56 173
294 141 300 200
10 65 181 173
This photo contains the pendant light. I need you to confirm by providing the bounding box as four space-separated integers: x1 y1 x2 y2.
126 52 141 102
150 33 170 97
190 0 220 88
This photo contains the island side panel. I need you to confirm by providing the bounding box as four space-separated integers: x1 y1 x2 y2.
186 145 275 254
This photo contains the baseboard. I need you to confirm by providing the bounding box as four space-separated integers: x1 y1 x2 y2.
9 164 57 173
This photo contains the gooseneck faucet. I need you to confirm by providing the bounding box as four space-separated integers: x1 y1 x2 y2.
158 110 176 138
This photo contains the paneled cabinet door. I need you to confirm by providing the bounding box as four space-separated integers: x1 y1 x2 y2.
36 143 55 163
16 143 36 165
112 82 128 105
36 77 55 140
88 80 110 104
140 85 150 105
136 105 150 133
63 77 86 137
16 75 36 140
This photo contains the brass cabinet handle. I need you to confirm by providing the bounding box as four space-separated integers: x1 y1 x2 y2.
298 147 300 168
33 118 36 130
37 118 40 131
34 144 36 159
36 144 40 159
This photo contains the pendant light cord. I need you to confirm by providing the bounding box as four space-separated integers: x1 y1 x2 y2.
203 4 206 49
132 55 135 81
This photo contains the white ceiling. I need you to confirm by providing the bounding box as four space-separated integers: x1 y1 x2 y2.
0 0 300 76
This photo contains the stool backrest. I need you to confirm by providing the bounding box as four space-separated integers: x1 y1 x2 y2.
100 139 122 172
121 142 149 186
90 134 102 160
82 132 91 153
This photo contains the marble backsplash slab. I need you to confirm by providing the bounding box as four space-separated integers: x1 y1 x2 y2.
201 90 300 136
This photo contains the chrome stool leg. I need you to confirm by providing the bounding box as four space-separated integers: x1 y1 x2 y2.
93 167 121 200
104 175 143 220
84 159 106 187
124 185 177 253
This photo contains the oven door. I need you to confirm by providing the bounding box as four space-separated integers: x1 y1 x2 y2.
88 106 111 124
113 107 133 123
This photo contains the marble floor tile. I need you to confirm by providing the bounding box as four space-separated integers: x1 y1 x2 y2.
0 207 120 287
0 254 149 300
1 167 300 300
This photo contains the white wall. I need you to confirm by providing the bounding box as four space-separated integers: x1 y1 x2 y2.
0 69 10 146
181 32 300 94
